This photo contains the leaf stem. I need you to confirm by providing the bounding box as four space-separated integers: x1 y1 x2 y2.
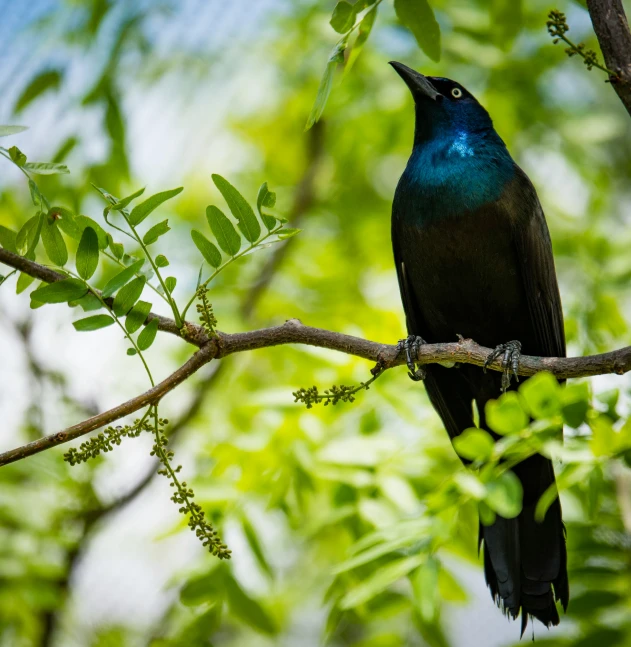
180 222 285 320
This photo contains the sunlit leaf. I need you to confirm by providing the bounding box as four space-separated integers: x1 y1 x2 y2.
486 392 528 435
129 187 183 226
0 125 28 137
306 39 347 130
453 428 494 462
206 205 241 255
212 174 260 243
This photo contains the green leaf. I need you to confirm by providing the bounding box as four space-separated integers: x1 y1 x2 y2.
73 314 115 332
41 219 68 266
165 276 176 293
125 300 152 333
111 187 145 211
519 372 561 419
142 219 170 245
212 174 261 243
16 214 41 256
411 556 439 622
30 278 88 305
486 392 528 435
102 259 145 299
346 5 377 72
484 471 523 518
14 70 62 113
340 554 425 609
224 575 278 635
206 205 241 255
394 0 441 62
277 228 302 240
561 381 590 428
306 40 347 130
0 125 28 137
8 145 27 166
191 230 222 268
57 214 109 250
241 516 273 579
256 183 277 230
76 227 99 280
71 292 102 312
155 254 169 267
0 225 18 252
128 187 183 226
127 348 137 356
112 276 145 316
453 428 495 462
23 162 69 175
180 568 225 606
28 179 42 206
137 318 158 350
16 272 35 294
109 239 124 259
330 1 356 33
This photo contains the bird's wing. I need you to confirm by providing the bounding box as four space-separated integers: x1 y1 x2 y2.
392 229 477 442
507 168 566 360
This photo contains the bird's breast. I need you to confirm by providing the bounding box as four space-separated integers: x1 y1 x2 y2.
394 203 528 347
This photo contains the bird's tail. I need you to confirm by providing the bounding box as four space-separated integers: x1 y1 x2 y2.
479 453 569 635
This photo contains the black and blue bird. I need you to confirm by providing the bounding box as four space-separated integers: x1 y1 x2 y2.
389 62 568 631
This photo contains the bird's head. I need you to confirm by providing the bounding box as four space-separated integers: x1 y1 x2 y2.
389 61 494 148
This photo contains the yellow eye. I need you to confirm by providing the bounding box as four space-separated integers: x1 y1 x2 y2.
451 88 463 98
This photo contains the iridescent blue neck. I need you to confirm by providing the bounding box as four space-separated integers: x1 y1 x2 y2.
396 125 515 221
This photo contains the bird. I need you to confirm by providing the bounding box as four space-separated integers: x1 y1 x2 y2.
389 61 568 633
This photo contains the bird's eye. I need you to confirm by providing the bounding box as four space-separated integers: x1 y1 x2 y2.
451 88 463 98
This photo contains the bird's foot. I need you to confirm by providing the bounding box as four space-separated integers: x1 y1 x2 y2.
484 340 522 392
397 335 426 381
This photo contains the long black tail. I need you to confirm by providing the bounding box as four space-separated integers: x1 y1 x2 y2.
480 453 569 634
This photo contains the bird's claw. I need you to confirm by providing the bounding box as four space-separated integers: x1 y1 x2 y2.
484 340 522 392
397 335 426 382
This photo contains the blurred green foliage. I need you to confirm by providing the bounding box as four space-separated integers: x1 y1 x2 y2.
1 1 631 646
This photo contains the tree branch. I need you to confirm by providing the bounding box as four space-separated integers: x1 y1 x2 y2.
587 0 631 116
0 343 215 467
1 317 630 467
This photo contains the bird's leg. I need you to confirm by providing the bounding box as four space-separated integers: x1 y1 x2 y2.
397 335 426 381
483 340 522 392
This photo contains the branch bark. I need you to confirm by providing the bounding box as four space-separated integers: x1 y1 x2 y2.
1 317 630 467
587 0 631 116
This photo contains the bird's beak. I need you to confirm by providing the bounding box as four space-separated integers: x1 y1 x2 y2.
389 61 440 101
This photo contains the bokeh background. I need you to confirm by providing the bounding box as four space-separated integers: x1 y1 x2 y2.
1 0 631 645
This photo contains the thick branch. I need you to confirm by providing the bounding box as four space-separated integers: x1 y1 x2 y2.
0 247 208 347
1 318 630 467
587 0 631 116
